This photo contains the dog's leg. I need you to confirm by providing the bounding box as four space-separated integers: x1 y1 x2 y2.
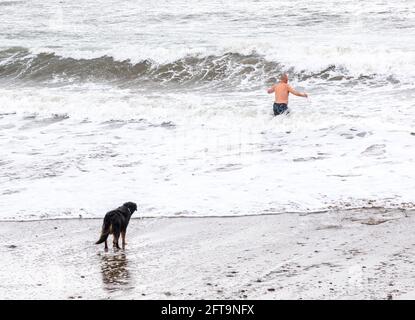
113 231 121 250
104 239 108 252
121 230 126 249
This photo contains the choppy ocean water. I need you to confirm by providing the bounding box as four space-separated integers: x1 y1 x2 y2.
0 0 414 220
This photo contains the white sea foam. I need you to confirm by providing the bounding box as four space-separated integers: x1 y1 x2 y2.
0 0 414 220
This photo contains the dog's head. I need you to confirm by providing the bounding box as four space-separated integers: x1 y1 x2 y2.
123 201 137 214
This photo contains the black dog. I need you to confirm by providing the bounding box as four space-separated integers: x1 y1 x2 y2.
96 202 137 250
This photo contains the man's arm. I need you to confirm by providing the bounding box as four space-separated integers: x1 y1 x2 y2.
267 84 275 94
288 85 308 98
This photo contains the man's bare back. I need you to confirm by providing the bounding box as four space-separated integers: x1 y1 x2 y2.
266 74 308 116
267 74 308 104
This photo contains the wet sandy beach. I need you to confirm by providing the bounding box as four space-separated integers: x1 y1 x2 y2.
2 209 415 300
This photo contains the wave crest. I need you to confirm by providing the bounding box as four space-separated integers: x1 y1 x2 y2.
0 47 398 88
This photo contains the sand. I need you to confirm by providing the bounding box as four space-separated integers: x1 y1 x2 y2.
1 208 415 300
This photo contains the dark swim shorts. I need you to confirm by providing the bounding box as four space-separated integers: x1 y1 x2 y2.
273 103 288 116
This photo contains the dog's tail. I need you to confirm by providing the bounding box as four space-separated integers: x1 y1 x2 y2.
95 215 111 244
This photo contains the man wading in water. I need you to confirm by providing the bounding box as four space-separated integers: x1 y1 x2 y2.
267 73 308 115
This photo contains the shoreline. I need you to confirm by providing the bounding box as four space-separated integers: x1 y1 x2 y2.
0 206 407 223
1 208 415 299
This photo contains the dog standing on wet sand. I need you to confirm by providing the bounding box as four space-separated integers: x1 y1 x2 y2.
95 202 137 250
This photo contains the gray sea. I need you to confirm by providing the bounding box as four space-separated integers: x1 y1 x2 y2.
0 0 414 219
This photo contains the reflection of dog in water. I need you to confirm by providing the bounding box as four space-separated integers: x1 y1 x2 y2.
101 253 130 288
96 202 137 250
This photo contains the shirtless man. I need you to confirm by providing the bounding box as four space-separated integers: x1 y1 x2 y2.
267 74 308 116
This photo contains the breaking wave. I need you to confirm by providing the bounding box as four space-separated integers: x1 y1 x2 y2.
0 47 400 89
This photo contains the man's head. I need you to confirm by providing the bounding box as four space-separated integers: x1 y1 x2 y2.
280 73 288 83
